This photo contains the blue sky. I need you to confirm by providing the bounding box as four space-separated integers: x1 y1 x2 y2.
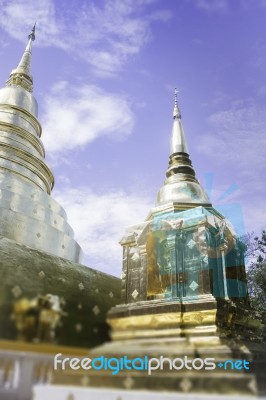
0 0 265 276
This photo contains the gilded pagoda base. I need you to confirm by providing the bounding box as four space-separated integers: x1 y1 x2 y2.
52 298 266 397
52 337 260 396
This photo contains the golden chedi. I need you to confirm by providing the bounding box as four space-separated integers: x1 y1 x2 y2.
0 25 82 262
53 90 265 397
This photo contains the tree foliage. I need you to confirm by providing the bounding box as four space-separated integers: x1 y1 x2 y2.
244 230 266 322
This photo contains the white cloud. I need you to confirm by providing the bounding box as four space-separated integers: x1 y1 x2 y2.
242 198 266 235
0 0 171 76
0 0 65 48
41 81 134 154
241 0 266 9
57 175 70 185
193 0 229 12
0 37 8 53
198 103 266 235
198 104 266 171
53 187 154 276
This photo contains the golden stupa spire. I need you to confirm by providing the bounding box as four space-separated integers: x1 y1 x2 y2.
156 89 211 207
173 87 181 118
0 25 82 262
6 24 36 93
170 88 188 155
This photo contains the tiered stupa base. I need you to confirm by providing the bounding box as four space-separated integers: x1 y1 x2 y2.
52 298 266 396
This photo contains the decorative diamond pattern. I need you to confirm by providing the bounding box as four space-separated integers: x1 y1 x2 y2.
187 239 196 249
132 289 139 299
179 378 192 392
47 370 53 383
131 253 140 262
38 271 45 279
189 281 199 291
12 286 22 298
248 379 257 394
123 376 134 389
202 255 208 264
92 305 100 315
75 323 83 332
60 297 66 306
80 375 90 386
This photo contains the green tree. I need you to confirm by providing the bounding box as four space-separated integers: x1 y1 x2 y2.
244 231 266 327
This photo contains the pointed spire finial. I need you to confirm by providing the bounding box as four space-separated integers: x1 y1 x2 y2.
170 88 187 154
156 91 211 207
174 87 178 106
5 24 36 92
28 23 36 41
173 88 181 119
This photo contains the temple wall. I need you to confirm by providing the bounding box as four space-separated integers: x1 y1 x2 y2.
0 235 121 348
